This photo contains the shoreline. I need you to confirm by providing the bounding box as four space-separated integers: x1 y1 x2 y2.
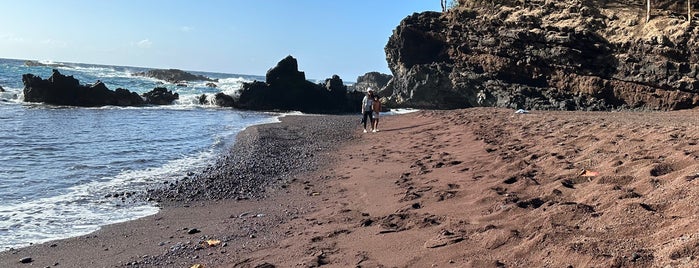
0 114 360 267
5 107 699 267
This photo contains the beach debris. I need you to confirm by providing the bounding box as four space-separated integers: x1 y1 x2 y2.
684 173 699 181
190 264 204 268
203 239 222 247
19 257 33 264
514 109 529 114
187 228 201 234
578 169 599 177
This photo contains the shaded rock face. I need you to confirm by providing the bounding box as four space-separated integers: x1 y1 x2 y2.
142 87 179 105
213 92 235 107
235 56 362 113
22 69 179 106
132 69 217 83
383 1 699 110
352 72 393 95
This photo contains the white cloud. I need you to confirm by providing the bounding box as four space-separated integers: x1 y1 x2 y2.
136 39 153 48
180 26 193 32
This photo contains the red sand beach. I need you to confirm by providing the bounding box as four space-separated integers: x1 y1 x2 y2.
3 108 699 267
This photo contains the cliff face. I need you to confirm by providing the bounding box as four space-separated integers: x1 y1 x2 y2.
384 0 699 110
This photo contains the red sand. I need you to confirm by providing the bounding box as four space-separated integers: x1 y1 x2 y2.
4 108 699 267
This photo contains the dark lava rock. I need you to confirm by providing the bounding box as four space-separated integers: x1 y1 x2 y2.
22 69 184 107
235 56 363 113
19 257 33 263
132 69 217 83
212 92 235 107
382 2 699 110
142 87 179 105
187 228 200 234
23 69 144 107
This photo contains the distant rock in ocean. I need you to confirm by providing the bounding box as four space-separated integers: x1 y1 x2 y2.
132 69 217 84
350 71 392 95
22 69 179 107
24 60 71 68
382 1 699 111
231 55 363 113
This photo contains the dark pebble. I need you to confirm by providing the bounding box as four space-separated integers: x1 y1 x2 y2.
188 228 201 234
19 257 33 263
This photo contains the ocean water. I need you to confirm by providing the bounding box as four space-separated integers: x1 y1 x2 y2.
0 58 280 251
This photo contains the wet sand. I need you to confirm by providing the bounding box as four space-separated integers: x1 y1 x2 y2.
4 108 699 267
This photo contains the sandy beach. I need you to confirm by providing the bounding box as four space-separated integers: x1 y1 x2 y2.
4 108 699 267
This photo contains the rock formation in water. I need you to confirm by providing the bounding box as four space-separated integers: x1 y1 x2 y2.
382 0 699 110
22 69 179 106
132 69 217 83
234 56 363 113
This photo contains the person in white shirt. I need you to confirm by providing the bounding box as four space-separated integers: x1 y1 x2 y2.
361 88 374 133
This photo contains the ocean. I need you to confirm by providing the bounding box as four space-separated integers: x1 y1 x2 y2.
0 58 281 251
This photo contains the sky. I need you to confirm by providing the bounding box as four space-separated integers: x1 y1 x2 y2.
0 1 440 80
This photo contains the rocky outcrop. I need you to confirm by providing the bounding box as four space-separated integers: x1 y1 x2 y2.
142 87 179 105
234 56 362 113
24 60 70 68
383 0 699 110
22 69 178 106
132 69 217 83
351 72 393 96
212 92 235 107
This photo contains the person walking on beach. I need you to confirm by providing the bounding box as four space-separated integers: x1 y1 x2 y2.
361 89 374 133
371 94 381 132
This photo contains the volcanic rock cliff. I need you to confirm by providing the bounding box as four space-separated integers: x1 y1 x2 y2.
383 0 699 110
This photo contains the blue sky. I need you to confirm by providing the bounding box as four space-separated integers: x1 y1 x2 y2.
0 1 440 80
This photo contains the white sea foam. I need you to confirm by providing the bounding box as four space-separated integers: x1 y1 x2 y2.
0 148 219 251
386 108 420 115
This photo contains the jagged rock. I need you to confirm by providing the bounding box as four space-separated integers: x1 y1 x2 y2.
382 1 699 110
352 72 393 95
236 56 362 113
142 87 179 105
206 82 218 88
213 92 235 107
132 69 217 83
22 69 180 107
23 69 144 106
0 85 4 92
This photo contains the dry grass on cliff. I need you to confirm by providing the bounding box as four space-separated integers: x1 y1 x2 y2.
453 1 696 45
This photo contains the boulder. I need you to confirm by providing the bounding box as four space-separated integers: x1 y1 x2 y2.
213 92 235 107
206 82 218 88
235 56 362 113
132 69 217 83
0 85 4 92
142 87 179 105
382 2 699 110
